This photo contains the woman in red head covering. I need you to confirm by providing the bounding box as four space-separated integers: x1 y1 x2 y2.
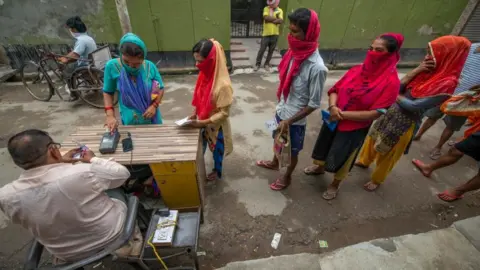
357 35 471 192
188 39 233 182
256 8 327 191
303 33 404 200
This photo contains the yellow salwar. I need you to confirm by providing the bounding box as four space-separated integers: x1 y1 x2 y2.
314 148 360 181
356 124 415 184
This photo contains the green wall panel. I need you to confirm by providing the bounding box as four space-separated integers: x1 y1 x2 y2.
402 0 468 48
128 0 159 51
371 0 416 37
340 0 388 49
150 0 195 51
318 0 356 49
192 0 231 50
278 0 469 50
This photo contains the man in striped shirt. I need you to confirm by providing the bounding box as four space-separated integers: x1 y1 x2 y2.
413 43 480 160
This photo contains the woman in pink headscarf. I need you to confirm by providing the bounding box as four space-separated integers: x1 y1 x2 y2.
303 33 404 200
256 8 328 191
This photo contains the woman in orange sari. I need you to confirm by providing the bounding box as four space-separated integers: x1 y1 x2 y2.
187 39 234 181
356 36 471 191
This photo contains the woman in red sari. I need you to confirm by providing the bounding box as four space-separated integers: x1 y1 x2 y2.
303 33 404 200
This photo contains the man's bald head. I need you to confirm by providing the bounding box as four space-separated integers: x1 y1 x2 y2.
8 129 53 170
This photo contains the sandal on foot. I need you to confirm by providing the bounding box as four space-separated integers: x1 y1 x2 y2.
322 189 338 200
429 148 442 160
354 162 369 169
363 181 379 192
303 165 325 175
411 159 432 178
437 190 464 202
270 179 289 191
207 171 218 182
256 160 279 171
447 140 456 146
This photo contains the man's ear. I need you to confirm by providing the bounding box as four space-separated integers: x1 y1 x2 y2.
50 147 63 161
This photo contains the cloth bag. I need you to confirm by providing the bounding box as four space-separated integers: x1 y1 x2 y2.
441 85 480 117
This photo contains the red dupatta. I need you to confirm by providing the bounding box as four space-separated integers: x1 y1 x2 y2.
408 36 471 98
192 45 217 120
329 33 404 131
277 9 320 101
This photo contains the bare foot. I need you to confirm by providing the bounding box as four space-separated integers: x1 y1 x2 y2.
303 165 325 175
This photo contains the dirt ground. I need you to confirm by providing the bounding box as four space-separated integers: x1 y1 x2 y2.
1 70 479 270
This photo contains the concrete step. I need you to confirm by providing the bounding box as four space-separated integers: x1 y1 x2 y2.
230 44 247 53
230 39 243 45
219 216 480 270
230 52 249 61
232 59 252 69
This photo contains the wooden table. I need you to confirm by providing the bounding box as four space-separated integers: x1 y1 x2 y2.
61 125 206 212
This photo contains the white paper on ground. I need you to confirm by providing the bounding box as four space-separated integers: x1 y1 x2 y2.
175 117 192 126
265 119 278 132
271 233 282 249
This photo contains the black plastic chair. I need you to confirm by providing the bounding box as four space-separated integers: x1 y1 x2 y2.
24 196 141 270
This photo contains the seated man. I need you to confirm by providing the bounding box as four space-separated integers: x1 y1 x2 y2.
0 129 140 263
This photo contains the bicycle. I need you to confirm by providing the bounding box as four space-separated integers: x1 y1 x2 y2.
20 47 118 108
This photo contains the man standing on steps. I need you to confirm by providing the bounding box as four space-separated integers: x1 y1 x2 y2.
254 0 283 72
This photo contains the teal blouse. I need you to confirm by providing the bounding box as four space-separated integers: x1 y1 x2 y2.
103 59 164 125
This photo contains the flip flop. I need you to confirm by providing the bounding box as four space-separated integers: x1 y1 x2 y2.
207 171 218 182
437 190 464 202
322 189 338 200
270 179 288 191
363 181 379 192
429 148 442 160
354 162 369 169
303 165 325 175
411 159 432 178
256 160 279 171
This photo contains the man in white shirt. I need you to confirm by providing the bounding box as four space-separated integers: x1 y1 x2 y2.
0 129 134 262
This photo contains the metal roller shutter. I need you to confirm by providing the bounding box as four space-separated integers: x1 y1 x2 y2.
461 3 480 42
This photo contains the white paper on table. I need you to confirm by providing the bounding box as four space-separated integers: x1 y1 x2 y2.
175 117 192 126
265 119 278 132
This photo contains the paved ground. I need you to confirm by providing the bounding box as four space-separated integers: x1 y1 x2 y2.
1 70 480 269
219 216 480 270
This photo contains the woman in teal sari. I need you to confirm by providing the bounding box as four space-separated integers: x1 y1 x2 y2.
103 33 164 130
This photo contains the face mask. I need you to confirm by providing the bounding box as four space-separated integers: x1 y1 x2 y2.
69 31 81 38
123 63 141 76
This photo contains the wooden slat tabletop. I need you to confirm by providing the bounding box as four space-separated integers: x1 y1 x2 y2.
61 125 200 164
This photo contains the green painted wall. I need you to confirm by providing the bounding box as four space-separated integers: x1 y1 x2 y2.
128 0 230 52
278 0 469 50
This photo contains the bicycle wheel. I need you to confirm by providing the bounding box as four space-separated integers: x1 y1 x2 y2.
71 66 118 108
20 61 53 101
